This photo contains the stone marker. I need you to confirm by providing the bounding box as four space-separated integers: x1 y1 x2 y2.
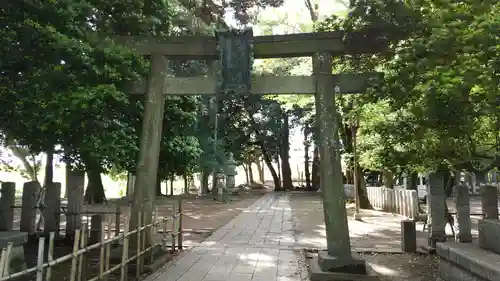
20 181 41 234
66 168 85 239
427 172 446 249
43 182 62 234
401 220 417 253
454 183 472 242
480 185 498 219
0 182 16 231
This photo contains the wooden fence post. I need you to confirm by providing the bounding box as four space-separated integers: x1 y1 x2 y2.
36 237 45 281
99 220 105 281
135 210 141 280
120 218 130 281
69 230 81 281
77 224 88 281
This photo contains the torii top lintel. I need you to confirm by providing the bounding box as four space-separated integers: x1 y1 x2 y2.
114 31 387 59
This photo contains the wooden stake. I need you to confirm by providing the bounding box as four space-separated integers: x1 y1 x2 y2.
69 230 81 281
36 237 45 281
77 224 87 281
105 219 111 281
120 218 130 281
150 207 157 262
140 210 146 272
99 220 105 280
46 232 55 281
0 242 13 277
135 211 141 280
0 248 7 278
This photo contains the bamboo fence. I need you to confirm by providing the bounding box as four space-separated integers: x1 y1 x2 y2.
0 198 184 281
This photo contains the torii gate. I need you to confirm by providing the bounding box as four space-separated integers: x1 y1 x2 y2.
119 29 385 277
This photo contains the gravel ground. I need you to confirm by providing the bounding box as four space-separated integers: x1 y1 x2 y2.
361 252 439 281
305 250 439 281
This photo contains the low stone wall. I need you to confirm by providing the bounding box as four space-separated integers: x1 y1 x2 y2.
478 219 500 254
437 242 500 281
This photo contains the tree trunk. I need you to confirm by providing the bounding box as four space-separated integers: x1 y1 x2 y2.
200 168 210 194
408 171 418 190
83 162 106 204
304 126 312 189
169 179 174 196
275 155 281 184
345 170 353 185
259 142 281 191
8 145 38 182
255 159 264 183
356 165 373 209
43 147 54 187
383 170 394 189
248 162 255 184
155 173 162 196
83 160 106 244
280 111 293 190
408 171 424 212
311 146 320 190
183 176 189 194
243 164 250 184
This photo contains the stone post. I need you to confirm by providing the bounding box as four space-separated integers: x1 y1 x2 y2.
0 182 16 231
401 220 417 253
43 182 61 234
65 167 85 239
481 185 499 219
20 181 41 234
427 171 446 249
225 153 238 189
454 183 472 242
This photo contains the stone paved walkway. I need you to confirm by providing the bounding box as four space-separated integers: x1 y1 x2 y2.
148 192 441 281
149 193 303 281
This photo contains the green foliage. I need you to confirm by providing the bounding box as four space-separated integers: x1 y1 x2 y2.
317 0 500 174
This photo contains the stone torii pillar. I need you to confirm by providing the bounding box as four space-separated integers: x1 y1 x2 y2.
311 52 366 277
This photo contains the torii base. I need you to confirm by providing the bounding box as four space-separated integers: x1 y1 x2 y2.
309 251 380 281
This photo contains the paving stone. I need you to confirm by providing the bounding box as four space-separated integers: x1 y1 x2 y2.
152 194 302 281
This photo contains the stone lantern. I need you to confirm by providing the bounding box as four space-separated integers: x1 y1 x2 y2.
225 153 238 189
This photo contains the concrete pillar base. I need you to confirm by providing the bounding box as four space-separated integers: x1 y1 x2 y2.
310 252 377 281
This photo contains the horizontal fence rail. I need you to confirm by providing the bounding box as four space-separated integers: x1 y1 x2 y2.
0 198 184 281
366 186 419 219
